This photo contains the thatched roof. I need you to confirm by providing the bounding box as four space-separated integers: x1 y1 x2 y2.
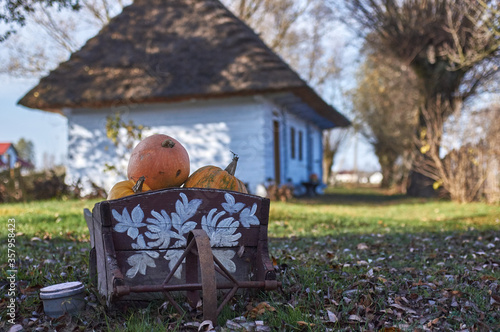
18 0 350 128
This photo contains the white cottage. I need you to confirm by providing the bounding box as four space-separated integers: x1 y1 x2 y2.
18 0 350 195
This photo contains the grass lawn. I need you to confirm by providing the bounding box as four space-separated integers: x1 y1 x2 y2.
1 187 499 331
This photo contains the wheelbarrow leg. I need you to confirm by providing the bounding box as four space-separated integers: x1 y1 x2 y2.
185 229 217 323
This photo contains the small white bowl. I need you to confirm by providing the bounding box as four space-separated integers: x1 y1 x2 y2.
40 281 85 318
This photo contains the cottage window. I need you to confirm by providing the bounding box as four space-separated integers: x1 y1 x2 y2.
290 127 296 159
298 130 303 161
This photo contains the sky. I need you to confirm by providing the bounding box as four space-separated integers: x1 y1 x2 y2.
0 76 68 168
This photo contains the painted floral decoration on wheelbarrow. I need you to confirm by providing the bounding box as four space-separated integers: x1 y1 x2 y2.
111 192 260 279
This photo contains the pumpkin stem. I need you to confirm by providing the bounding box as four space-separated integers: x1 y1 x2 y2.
161 139 176 148
132 176 146 193
224 153 239 176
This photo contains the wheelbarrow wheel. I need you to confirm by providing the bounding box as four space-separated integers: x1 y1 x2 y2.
185 229 217 323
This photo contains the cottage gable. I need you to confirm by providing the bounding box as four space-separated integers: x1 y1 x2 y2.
17 0 349 128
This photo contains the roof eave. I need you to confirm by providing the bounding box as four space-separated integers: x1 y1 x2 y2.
19 85 351 129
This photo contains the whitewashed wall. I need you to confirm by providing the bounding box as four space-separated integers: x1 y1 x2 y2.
259 96 324 186
65 95 325 196
66 97 271 195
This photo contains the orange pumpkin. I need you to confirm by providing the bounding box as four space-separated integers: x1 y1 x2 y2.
127 134 190 190
183 155 248 193
107 176 151 200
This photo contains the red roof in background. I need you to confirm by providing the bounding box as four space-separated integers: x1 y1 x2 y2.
0 143 13 155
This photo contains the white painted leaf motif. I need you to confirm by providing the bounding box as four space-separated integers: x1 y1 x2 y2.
145 210 183 248
221 193 245 214
173 193 202 224
201 208 241 247
181 221 197 236
164 250 184 279
126 254 157 278
131 205 145 225
112 205 146 240
239 203 259 227
201 208 225 235
170 193 201 247
132 192 203 254
131 235 160 257
120 192 250 279
126 235 160 278
209 221 242 247
213 249 237 273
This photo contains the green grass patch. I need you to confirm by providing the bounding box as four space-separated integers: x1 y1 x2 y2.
269 187 499 237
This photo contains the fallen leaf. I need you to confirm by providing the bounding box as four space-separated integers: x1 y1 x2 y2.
412 281 437 290
481 275 497 281
326 250 335 258
360 294 373 307
348 314 365 322
271 256 278 269
20 284 43 295
8 325 23 332
246 302 276 319
327 310 338 323
357 243 369 250
198 320 214 331
378 276 388 283
183 322 200 329
389 303 417 315
297 321 315 327
427 317 440 328
225 320 244 330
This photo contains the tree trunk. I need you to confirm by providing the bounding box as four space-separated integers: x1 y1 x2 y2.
375 145 398 189
322 149 335 185
407 102 445 198
406 170 437 197
379 158 395 188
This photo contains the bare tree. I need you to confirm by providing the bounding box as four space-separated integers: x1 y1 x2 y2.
14 138 35 166
0 0 81 42
482 104 500 203
337 0 500 196
350 44 421 189
322 128 349 184
1 0 130 77
223 0 342 92
415 100 500 203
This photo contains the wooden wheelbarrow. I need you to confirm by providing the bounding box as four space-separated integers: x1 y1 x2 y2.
84 188 280 323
